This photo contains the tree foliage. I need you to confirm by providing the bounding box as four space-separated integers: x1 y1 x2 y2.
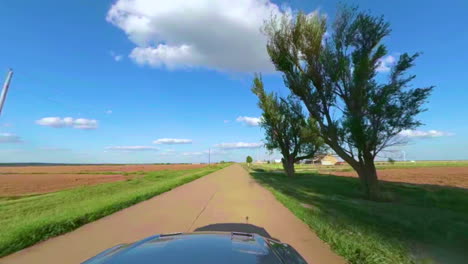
246 156 253 165
263 6 433 198
252 74 325 177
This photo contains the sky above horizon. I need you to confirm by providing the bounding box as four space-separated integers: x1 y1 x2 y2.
0 0 466 163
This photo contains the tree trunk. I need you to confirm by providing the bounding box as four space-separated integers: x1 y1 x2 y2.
357 162 380 200
282 157 296 177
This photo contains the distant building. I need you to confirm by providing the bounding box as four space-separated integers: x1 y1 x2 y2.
309 154 339 166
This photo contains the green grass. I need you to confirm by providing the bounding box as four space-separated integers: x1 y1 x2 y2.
0 164 229 257
251 160 468 174
250 170 468 264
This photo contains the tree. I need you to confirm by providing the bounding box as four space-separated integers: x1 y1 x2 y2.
246 156 253 166
263 7 433 199
388 158 396 165
252 74 326 177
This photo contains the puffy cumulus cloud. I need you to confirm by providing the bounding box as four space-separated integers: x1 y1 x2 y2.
106 0 286 72
153 138 192 144
36 117 98 130
0 133 22 143
215 142 263 149
399 129 454 138
376 55 396 72
236 116 261 127
106 146 159 151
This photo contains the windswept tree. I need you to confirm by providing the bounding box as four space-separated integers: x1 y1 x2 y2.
252 74 325 177
263 7 433 199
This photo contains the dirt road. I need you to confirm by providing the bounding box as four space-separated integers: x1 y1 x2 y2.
1 164 344 264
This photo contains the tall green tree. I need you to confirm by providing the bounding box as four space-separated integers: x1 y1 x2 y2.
263 7 433 199
252 74 325 177
246 155 253 166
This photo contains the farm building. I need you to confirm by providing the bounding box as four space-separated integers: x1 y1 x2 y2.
316 155 338 165
303 154 339 165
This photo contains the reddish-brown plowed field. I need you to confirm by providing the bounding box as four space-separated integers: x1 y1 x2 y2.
0 164 207 196
0 174 125 196
332 167 468 189
0 164 206 174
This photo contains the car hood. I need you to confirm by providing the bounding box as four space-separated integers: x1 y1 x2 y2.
82 232 307 264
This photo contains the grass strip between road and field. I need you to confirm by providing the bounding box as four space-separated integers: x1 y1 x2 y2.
0 164 230 257
248 167 468 264
252 160 468 174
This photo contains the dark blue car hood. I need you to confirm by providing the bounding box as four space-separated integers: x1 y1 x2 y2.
83 232 307 264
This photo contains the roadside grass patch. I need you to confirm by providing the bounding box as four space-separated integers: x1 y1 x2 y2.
250 171 468 264
0 164 229 257
251 160 468 174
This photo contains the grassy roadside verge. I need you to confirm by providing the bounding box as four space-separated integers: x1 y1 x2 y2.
251 160 468 173
248 169 468 264
0 164 229 257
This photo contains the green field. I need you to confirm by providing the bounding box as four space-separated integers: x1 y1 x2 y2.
251 160 468 173
249 167 468 264
0 164 228 257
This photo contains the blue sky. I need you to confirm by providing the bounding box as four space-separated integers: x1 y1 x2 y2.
0 0 466 163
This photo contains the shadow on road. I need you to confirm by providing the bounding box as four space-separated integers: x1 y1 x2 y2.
194 223 275 239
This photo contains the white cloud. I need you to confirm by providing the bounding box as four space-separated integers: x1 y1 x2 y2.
0 133 22 143
106 146 159 151
106 110 113 114
215 142 263 149
106 0 286 72
376 55 396 72
36 117 98 130
236 116 261 127
110 51 123 62
74 118 99 129
153 138 192 144
399 129 454 138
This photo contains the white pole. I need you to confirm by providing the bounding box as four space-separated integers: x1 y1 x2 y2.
208 148 211 165
401 150 406 163
0 69 13 116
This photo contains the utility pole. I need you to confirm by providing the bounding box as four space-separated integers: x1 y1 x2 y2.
0 69 13 116
208 148 211 166
401 150 406 163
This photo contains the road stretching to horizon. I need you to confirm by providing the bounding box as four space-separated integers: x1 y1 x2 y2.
2 164 344 264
